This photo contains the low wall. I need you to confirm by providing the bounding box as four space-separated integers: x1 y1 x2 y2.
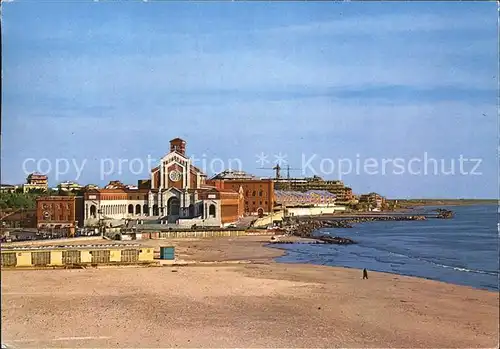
252 211 285 228
287 206 346 217
2 236 104 247
177 217 221 228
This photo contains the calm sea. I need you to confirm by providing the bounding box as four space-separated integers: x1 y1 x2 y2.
275 205 499 291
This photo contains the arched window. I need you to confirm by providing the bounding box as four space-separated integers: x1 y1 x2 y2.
259 190 263 197
90 205 97 218
152 204 159 216
128 204 134 214
167 197 180 216
143 204 149 216
135 204 141 215
209 204 216 218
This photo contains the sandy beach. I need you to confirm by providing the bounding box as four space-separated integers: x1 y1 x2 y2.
2 236 499 348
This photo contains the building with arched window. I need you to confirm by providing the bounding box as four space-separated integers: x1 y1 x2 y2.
145 138 244 226
36 196 84 235
81 138 244 228
207 170 274 216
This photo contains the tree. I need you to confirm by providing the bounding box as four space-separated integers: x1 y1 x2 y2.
0 193 37 209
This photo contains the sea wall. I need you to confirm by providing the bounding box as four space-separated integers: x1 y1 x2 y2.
287 206 346 217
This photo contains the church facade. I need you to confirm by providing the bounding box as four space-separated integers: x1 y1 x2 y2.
83 138 244 228
147 138 244 225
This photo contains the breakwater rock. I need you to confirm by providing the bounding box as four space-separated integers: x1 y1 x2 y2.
283 215 428 245
435 209 454 219
288 215 427 234
285 220 356 245
317 236 356 245
343 216 427 224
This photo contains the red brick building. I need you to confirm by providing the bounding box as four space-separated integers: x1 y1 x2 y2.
198 187 244 224
0 208 37 228
208 170 275 217
36 196 84 233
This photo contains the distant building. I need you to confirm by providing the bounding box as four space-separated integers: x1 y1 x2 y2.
36 196 85 233
0 184 19 193
211 170 259 181
23 173 48 193
274 175 354 202
104 180 127 189
57 181 83 194
208 170 274 217
275 190 336 207
359 192 386 210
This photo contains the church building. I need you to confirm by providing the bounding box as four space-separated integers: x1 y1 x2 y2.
147 138 244 226
83 138 244 228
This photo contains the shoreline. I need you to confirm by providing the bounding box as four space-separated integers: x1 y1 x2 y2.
2 231 495 293
2 235 498 348
262 239 498 293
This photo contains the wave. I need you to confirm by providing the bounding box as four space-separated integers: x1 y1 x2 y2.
275 238 499 277
346 244 500 276
429 262 499 276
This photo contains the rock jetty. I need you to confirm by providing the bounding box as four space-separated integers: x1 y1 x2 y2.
435 209 454 219
283 220 356 245
281 215 428 245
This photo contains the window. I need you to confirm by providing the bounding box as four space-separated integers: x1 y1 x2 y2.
252 201 256 205
259 201 262 205
265 201 268 205
252 191 256 196
245 201 248 206
209 204 216 217
259 190 263 197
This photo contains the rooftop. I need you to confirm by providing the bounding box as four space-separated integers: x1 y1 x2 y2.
211 170 259 180
1 243 147 251
275 190 336 198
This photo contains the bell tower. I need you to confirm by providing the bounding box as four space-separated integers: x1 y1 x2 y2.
170 138 186 155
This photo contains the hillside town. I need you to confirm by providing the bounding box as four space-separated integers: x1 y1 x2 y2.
0 138 388 241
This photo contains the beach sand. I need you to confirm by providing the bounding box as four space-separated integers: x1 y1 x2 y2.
2 236 499 348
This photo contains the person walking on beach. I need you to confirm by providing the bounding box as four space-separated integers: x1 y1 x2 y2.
362 268 368 279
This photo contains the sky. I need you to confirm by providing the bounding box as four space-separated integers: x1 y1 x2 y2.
1 1 498 199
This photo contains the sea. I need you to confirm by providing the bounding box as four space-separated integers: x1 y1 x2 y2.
274 205 499 291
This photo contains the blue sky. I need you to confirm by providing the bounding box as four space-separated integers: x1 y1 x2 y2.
1 1 498 199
